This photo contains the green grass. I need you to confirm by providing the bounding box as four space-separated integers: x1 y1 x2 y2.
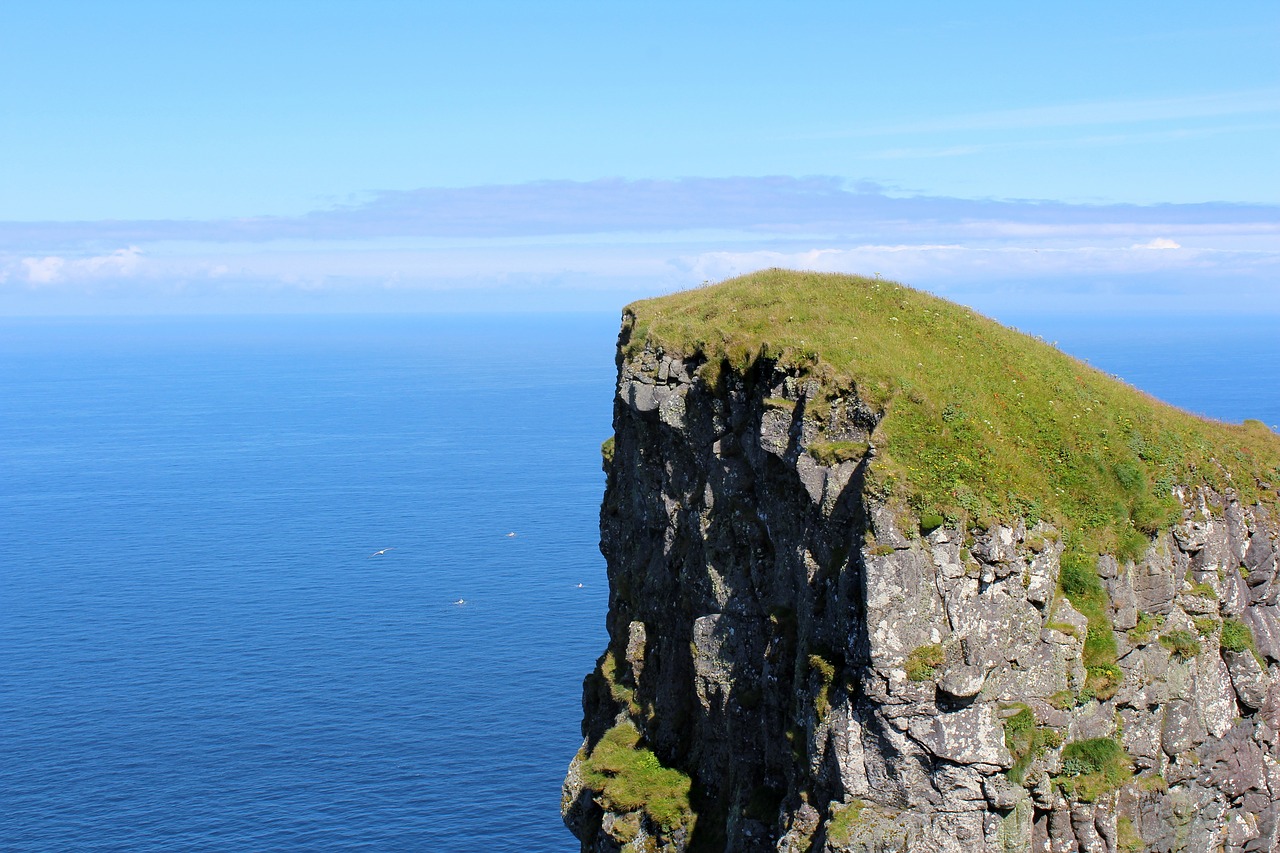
1127 612 1163 645
905 644 945 681
808 653 838 717
825 799 866 846
580 720 696 834
1116 815 1144 853
1220 617 1265 666
1159 630 1202 661
622 271 1280 552
808 439 869 466
1003 705 1063 783
1057 542 1120 676
1186 581 1217 599
1193 617 1219 636
1057 738 1133 802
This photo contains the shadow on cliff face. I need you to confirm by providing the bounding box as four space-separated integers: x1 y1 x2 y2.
588 353 882 849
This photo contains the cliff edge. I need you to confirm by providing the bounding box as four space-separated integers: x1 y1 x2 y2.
563 270 1280 853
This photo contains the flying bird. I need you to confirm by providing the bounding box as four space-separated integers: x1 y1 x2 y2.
369 548 395 558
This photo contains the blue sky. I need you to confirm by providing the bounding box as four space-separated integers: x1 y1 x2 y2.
1 1 1276 315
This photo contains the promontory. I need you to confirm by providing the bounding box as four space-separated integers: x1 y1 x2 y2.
563 269 1280 853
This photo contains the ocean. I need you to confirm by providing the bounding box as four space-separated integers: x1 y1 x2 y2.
2 311 1277 851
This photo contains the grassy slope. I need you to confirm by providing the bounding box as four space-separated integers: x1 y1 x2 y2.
624 270 1280 554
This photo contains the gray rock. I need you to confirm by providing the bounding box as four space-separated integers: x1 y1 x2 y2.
909 704 1011 767
1224 649 1270 709
938 665 986 699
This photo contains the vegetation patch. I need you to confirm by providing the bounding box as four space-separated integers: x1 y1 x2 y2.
1220 617 1264 665
904 643 945 682
808 653 838 718
1193 617 1220 637
1185 581 1218 599
1116 815 1144 853
1058 544 1119 674
1048 690 1077 711
601 651 641 716
825 799 866 846
1127 612 1163 645
580 720 696 835
622 271 1280 557
1084 664 1123 701
918 512 945 535
601 435 616 465
1057 737 1133 802
1003 704 1064 784
808 439 868 466
1159 630 1202 661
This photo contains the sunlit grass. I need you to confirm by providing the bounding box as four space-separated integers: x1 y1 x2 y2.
625 270 1280 552
580 720 695 834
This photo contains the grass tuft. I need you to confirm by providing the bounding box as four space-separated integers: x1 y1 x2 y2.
1220 617 1265 666
904 644 945 682
580 721 696 834
1057 737 1133 802
1159 630 1202 661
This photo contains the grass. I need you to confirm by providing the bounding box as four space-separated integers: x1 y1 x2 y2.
622 271 1280 553
1116 816 1144 853
580 720 696 834
1057 542 1120 680
1159 630 1202 661
904 643 945 681
825 799 866 846
1127 612 1163 645
1057 737 1133 802
600 651 641 716
1193 617 1219 637
1185 581 1218 599
808 653 837 718
808 439 869 466
1003 704 1064 784
1221 617 1265 666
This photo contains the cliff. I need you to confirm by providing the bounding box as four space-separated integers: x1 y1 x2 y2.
563 270 1280 853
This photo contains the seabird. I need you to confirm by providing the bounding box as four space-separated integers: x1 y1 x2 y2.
369 548 395 558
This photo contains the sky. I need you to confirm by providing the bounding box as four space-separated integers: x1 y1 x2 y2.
1 0 1277 316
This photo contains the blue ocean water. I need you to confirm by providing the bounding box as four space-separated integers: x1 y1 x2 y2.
1 312 1277 851
1 315 618 852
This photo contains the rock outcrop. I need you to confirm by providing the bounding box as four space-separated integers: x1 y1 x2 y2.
564 273 1280 853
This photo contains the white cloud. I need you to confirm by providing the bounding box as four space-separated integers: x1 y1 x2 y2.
22 255 66 283
17 246 144 285
1132 237 1181 249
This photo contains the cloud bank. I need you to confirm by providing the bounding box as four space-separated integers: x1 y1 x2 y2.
1 177 1276 315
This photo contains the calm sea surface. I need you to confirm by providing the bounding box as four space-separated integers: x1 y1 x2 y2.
2 312 1277 851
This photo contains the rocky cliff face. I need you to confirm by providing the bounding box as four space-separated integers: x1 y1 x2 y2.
564 319 1280 853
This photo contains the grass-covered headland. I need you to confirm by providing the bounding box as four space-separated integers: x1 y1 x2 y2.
624 270 1280 555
